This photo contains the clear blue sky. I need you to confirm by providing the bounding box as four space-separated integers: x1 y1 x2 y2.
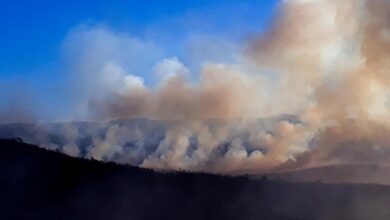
0 0 279 121
0 0 278 76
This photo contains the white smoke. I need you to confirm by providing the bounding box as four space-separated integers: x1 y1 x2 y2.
2 0 390 175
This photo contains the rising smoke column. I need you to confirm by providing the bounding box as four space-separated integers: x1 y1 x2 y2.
250 0 390 171
86 0 390 173
2 0 390 174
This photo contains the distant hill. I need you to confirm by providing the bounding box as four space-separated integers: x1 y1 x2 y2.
0 115 300 148
268 164 390 185
1 138 390 220
0 115 301 168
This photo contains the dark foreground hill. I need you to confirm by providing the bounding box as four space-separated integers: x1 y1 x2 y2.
1 139 390 220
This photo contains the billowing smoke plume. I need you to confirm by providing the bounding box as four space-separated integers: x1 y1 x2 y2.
1 0 390 174
259 0 390 171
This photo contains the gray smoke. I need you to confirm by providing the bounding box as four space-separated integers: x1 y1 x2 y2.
1 0 390 174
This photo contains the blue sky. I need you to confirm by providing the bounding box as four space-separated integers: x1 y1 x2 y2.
0 0 279 121
0 0 278 76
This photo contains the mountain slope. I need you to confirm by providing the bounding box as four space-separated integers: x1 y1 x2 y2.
1 138 390 220
268 164 390 185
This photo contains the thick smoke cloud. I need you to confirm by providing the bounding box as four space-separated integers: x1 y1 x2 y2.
266 0 390 171
1 0 390 174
